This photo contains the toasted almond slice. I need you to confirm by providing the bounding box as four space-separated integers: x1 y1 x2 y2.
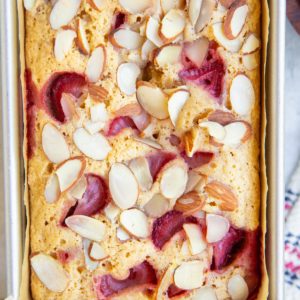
136 81 169 119
205 180 238 211
160 0 185 14
104 203 121 223
24 0 36 10
185 170 203 193
56 157 85 192
73 128 111 160
144 194 170 218
174 261 204 290
227 274 249 300
207 110 236 126
181 240 191 256
69 176 87 199
195 0 216 32
31 254 69 292
76 19 90 55
154 44 182 68
160 164 188 199
212 22 242 52
120 208 150 238
146 17 164 47
111 28 144 50
230 74 255 115
168 89 190 126
82 238 99 271
90 103 108 123
42 123 70 164
116 226 130 241
183 223 206 255
128 157 153 191
160 9 186 42
109 163 139 209
44 174 61 203
242 53 259 71
84 120 106 135
175 192 204 215
61 93 78 121
141 40 157 61
65 215 106 241
114 103 143 117
134 137 162 150
183 38 209 68
89 242 108 261
87 0 105 10
223 1 248 39
88 84 108 101
206 214 230 243
50 0 81 30
119 0 153 14
192 286 218 300
54 29 77 62
241 33 260 54
189 0 203 27
86 46 106 83
117 62 141 95
200 121 226 141
183 127 200 157
155 265 176 300
222 121 251 145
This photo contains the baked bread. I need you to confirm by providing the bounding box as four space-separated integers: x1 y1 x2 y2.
22 0 265 299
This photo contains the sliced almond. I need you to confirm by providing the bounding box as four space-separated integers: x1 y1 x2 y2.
207 109 236 126
160 9 186 42
56 157 85 192
242 53 259 71
183 38 209 68
189 0 203 27
141 40 157 61
84 120 106 135
120 208 150 238
227 274 249 300
146 17 164 47
24 0 36 10
109 163 139 209
88 84 108 101
230 74 255 116
119 0 153 14
69 176 87 199
212 22 242 52
183 223 207 255
144 194 170 218
117 63 141 96
174 261 204 290
219 0 235 8
73 128 111 160
54 29 77 62
185 171 203 193
223 1 248 39
82 238 99 271
168 89 190 126
31 254 69 292
42 123 70 164
222 121 252 145
111 28 144 50
160 164 188 199
86 46 106 83
155 265 176 300
50 0 81 30
65 215 106 241
89 242 108 261
192 286 218 300
90 103 108 123
241 33 260 54
117 226 130 241
206 214 230 243
133 137 163 150
195 0 216 32
44 174 61 204
61 93 78 121
175 192 204 215
128 157 153 192
76 19 90 55
181 240 191 256
87 0 105 10
200 121 226 141
183 127 200 157
114 103 143 117
104 203 120 223
205 180 238 211
154 44 182 68
161 0 185 14
136 81 169 119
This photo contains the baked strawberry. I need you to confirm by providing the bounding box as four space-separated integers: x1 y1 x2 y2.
41 72 86 123
112 11 126 30
167 284 186 298
56 248 78 264
181 151 214 169
106 116 138 136
94 261 157 298
147 152 176 180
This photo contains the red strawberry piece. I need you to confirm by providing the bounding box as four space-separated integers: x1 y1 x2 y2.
112 11 126 30
181 151 214 169
106 116 138 136
167 284 186 298
94 261 157 298
147 152 176 180
72 174 108 216
25 69 39 159
41 72 86 123
169 134 181 147
56 248 78 264
131 109 151 132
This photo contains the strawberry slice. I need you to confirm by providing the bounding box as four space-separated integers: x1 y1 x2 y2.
112 11 126 30
56 248 78 264
147 152 176 180
106 116 138 136
181 151 214 169
94 261 157 298
167 284 186 298
41 72 86 123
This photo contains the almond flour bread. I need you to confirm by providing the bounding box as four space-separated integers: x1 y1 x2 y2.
22 0 265 299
